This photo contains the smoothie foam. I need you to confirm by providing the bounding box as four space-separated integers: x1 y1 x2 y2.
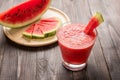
58 24 96 49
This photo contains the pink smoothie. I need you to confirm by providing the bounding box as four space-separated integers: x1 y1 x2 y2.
57 24 96 64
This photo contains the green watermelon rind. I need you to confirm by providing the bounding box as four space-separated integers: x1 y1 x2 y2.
23 17 62 39
43 18 62 37
0 0 51 28
32 34 44 39
22 32 32 38
44 29 56 37
94 12 104 24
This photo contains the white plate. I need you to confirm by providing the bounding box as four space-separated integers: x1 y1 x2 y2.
3 7 70 47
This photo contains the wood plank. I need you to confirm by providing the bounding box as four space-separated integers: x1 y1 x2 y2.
0 44 18 80
0 29 6 79
0 30 7 79
86 39 111 80
109 25 120 62
60 0 91 24
0 0 14 13
13 0 25 6
36 44 73 80
0 0 18 80
102 0 120 60
88 0 120 80
51 0 63 9
36 47 46 80
0 0 7 77
18 49 36 80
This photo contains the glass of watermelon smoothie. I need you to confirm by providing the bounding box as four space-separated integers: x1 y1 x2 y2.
57 12 104 71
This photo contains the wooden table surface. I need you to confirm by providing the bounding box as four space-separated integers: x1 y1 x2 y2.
0 0 120 80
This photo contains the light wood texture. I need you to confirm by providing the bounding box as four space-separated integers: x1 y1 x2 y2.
0 0 120 80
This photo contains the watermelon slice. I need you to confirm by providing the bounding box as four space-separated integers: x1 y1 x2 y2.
38 17 61 37
84 12 104 34
23 17 61 39
0 0 51 28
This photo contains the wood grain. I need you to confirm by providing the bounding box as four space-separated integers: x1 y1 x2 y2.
18 50 36 80
36 44 73 80
0 1 17 80
0 0 120 80
88 0 120 80
0 44 18 80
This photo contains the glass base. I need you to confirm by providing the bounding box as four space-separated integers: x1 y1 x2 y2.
62 61 86 71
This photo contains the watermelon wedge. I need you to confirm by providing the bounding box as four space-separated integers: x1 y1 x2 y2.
84 12 104 34
38 17 61 37
0 0 51 28
23 17 61 39
32 24 44 39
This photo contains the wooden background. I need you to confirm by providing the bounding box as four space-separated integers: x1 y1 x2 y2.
0 0 120 80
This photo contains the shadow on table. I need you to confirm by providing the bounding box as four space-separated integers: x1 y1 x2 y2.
54 64 99 80
5 36 58 51
70 63 100 80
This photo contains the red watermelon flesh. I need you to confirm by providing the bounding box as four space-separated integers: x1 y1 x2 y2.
22 24 35 38
84 12 104 34
38 17 61 37
23 17 61 39
32 24 44 38
0 0 51 28
40 17 59 22
84 17 99 34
